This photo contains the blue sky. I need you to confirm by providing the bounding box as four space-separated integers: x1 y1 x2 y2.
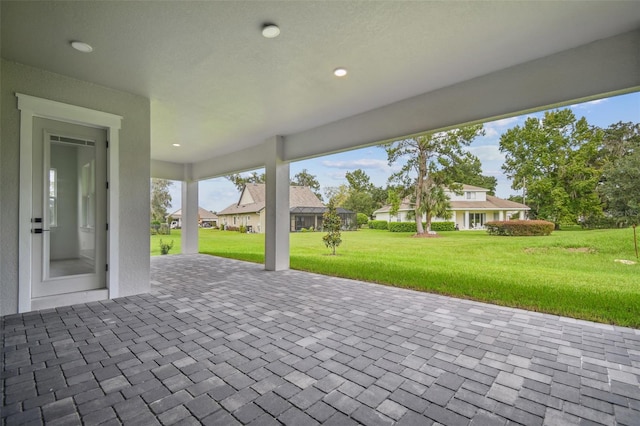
168 92 640 214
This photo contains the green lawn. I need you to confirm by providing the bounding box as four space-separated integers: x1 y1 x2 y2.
152 228 640 328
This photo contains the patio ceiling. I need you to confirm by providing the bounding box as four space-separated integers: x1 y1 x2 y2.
2 1 639 167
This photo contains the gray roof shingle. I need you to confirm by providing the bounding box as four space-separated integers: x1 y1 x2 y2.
218 184 324 215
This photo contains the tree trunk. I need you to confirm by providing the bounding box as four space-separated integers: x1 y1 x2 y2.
416 213 424 234
425 213 432 233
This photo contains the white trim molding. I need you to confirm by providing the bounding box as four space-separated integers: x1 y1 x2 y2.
17 93 122 312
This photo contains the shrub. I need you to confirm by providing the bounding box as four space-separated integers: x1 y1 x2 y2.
581 216 631 229
239 225 247 233
368 220 389 230
158 223 171 235
356 213 369 228
159 239 174 255
389 222 417 233
151 221 161 235
225 225 239 232
430 221 455 232
486 220 554 236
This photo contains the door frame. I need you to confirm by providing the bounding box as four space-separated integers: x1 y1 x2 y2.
18 93 122 313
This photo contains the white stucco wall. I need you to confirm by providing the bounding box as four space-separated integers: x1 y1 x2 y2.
1 60 151 316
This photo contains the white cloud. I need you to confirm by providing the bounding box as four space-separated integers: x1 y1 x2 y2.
467 145 505 162
327 171 346 181
483 116 521 138
570 98 608 110
322 158 391 172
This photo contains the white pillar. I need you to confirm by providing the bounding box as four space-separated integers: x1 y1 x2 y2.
264 136 290 271
181 174 199 254
499 210 504 221
464 211 470 229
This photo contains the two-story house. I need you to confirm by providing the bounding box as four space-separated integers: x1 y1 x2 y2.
373 184 530 230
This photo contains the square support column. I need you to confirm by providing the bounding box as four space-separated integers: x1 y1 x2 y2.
264 136 290 271
181 178 199 254
464 211 470 230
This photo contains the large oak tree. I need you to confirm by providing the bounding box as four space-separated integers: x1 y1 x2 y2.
499 109 603 227
385 125 485 234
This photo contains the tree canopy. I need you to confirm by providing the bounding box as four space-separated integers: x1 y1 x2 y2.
445 156 497 195
226 171 265 192
499 109 603 226
291 169 322 200
150 178 173 222
385 124 485 234
598 121 640 225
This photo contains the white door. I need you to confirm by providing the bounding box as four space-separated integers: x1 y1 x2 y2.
31 118 107 298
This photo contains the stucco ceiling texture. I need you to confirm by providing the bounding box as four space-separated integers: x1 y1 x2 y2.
2 1 639 163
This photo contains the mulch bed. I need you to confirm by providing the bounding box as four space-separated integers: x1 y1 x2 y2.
412 232 442 238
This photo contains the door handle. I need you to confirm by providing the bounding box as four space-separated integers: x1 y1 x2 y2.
32 228 50 234
32 218 43 223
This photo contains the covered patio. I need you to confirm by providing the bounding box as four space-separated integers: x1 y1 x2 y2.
2 255 639 425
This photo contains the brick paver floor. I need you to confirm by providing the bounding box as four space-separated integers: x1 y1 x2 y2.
2 254 640 425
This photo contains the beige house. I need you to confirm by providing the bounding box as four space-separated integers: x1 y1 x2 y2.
168 207 218 228
218 184 355 232
374 184 530 230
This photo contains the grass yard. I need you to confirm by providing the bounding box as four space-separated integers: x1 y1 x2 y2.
152 228 640 328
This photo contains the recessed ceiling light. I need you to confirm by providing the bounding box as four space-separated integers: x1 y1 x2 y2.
172 143 181 147
262 24 280 39
334 68 348 77
70 41 93 53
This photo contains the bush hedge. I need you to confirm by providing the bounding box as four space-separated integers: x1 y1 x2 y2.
389 222 417 232
430 221 455 232
368 220 389 230
356 213 369 228
485 220 554 236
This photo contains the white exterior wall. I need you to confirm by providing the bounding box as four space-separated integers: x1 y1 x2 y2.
446 190 487 202
1 60 151 316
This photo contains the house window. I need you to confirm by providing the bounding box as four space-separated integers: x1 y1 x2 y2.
233 216 237 225
49 168 57 227
246 216 251 222
466 192 476 200
470 213 486 228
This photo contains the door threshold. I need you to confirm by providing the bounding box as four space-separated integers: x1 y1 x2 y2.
31 289 108 311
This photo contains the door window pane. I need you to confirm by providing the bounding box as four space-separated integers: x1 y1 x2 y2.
48 137 96 278
49 169 57 227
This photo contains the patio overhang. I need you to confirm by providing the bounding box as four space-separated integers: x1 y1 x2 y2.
157 29 640 182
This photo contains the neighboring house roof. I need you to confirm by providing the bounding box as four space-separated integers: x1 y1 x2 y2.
373 186 529 214
290 207 353 215
168 207 218 220
218 184 325 216
453 195 529 210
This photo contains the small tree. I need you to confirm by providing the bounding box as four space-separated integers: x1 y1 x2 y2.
322 199 342 255
356 213 369 228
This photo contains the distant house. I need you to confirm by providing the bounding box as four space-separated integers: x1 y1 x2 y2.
217 183 356 232
167 207 218 228
373 184 530 230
